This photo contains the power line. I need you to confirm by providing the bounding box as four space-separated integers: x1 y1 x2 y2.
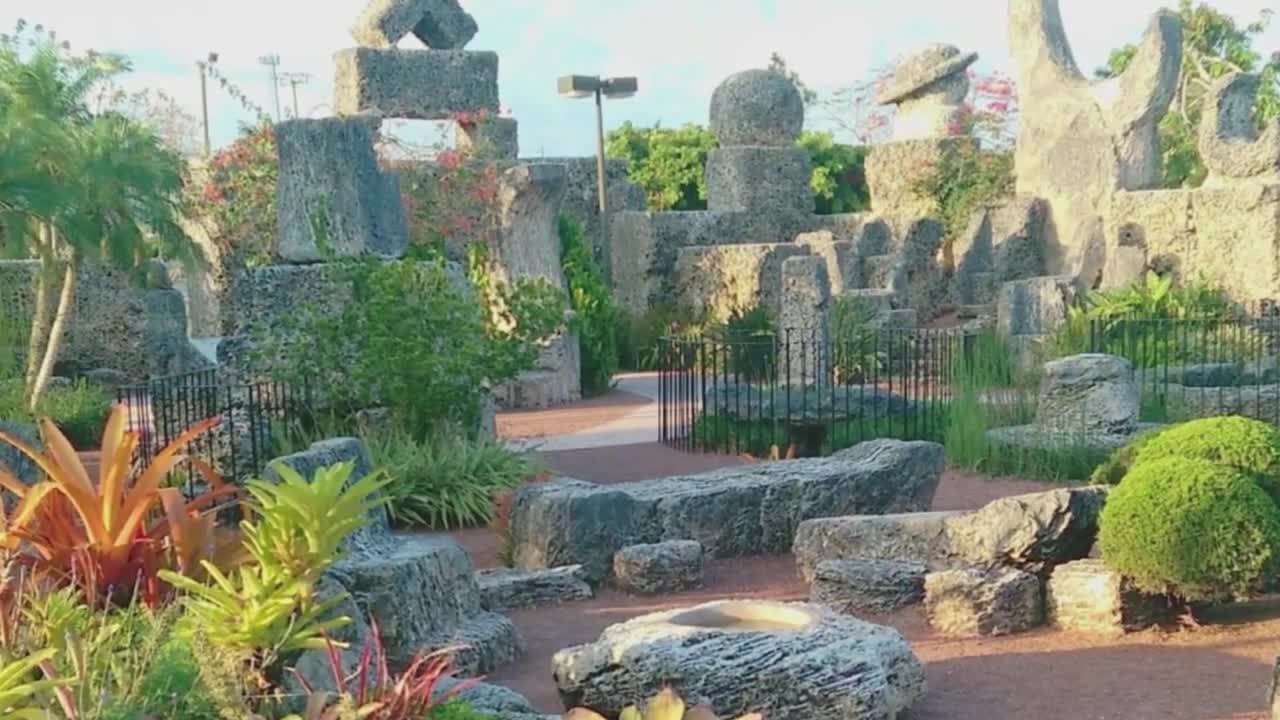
279 72 312 119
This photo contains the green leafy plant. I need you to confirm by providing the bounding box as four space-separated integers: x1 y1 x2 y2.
369 428 540 530
560 214 620 397
911 140 1014 246
161 462 391 666
0 22 190 411
264 256 566 435
1089 427 1169 486
830 294 884 384
1098 456 1280 602
0 648 64 718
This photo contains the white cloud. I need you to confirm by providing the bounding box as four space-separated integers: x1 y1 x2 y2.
6 0 1278 155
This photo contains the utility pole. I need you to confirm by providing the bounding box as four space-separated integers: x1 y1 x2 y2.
259 54 282 121
196 52 218 157
279 72 312 118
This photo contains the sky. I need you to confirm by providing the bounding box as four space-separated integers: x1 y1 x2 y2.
6 0 1280 157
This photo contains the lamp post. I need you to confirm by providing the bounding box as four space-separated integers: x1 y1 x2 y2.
196 52 219 158
557 75 637 282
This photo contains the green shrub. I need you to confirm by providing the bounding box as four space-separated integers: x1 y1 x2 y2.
0 377 111 449
264 256 566 435
1089 427 1169 486
560 214 620 397
368 427 541 530
1128 416 1280 502
1098 456 1280 601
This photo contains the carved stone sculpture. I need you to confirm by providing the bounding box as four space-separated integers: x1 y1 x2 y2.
878 44 978 142
1009 0 1182 282
1199 72 1280 186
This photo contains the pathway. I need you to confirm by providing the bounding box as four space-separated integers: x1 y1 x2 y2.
505 373 663 451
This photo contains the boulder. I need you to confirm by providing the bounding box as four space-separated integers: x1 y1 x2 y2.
552 600 925 720
477 565 592 612
943 487 1109 575
1046 559 1170 635
1035 354 1139 436
810 558 927 615
613 541 704 595
793 511 963 582
512 439 945 581
924 567 1043 637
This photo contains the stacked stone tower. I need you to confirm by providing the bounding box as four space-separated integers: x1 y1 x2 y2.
214 0 586 410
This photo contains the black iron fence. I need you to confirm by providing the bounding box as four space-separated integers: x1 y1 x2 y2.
114 369 313 496
659 326 981 457
1086 310 1280 427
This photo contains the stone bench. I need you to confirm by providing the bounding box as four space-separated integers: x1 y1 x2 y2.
810 558 927 615
512 439 945 581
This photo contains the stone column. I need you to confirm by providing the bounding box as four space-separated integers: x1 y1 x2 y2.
781 256 832 387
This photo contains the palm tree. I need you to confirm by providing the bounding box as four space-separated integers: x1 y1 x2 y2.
0 21 187 409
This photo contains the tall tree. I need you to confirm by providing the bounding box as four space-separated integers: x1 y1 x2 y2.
0 20 187 408
1097 1 1280 187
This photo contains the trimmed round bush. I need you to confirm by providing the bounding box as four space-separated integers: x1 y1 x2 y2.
1132 416 1280 501
1098 456 1280 601
1090 426 1168 486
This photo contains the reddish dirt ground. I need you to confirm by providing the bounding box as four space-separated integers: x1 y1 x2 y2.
468 393 1280 718
496 389 650 439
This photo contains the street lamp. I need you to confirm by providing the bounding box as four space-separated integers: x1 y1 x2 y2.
558 75 638 282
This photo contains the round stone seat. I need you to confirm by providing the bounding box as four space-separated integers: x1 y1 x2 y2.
552 600 924 720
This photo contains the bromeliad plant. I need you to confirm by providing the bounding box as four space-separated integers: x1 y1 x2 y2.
287 618 478 720
0 404 240 607
162 461 392 672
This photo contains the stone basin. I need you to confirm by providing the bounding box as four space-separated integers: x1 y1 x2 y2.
552 600 924 720
666 600 816 633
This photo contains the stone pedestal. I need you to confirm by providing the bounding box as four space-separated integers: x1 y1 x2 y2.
706 146 812 214
780 255 832 387
1046 559 1170 635
276 117 408 263
333 48 499 120
866 138 976 218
